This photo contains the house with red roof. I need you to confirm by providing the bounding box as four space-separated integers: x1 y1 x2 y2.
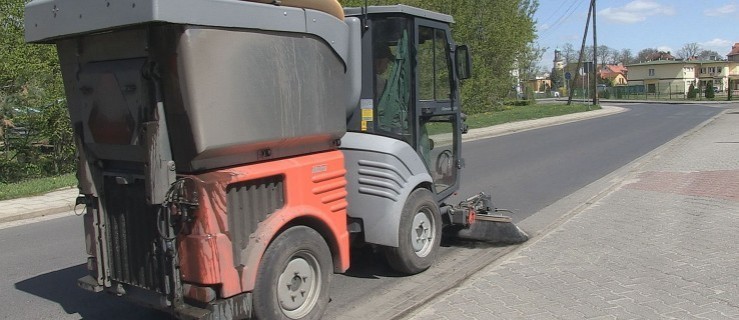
646 51 676 61
728 43 739 62
627 43 739 96
599 64 628 86
727 43 739 93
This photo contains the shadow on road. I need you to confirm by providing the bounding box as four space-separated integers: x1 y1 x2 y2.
14 264 170 320
342 233 506 279
342 246 405 279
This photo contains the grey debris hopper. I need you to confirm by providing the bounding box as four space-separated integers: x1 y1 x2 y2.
25 0 357 173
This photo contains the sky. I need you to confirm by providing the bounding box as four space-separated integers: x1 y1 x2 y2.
534 0 738 69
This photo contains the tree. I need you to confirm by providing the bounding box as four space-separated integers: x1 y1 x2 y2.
517 43 546 85
1 0 72 182
561 43 576 64
550 66 563 90
617 48 633 65
698 49 721 60
636 48 659 62
608 48 621 64
728 79 733 101
677 42 701 60
579 45 594 63
687 83 697 99
596 45 612 67
458 0 540 110
705 81 715 99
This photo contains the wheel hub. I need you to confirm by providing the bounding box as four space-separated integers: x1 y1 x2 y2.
411 211 434 256
277 254 321 319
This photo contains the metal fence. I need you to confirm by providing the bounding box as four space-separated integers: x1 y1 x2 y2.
604 84 685 100
516 80 736 101
598 82 733 101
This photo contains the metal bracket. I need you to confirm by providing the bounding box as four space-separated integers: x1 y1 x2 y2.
144 63 176 205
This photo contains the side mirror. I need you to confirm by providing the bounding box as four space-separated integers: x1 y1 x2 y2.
455 45 472 80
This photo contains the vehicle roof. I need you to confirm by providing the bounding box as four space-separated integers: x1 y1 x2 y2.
344 5 454 24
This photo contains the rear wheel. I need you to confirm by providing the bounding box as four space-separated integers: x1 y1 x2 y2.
253 226 332 320
384 188 442 275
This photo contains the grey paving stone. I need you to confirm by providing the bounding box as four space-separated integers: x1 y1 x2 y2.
662 310 704 320
406 110 739 320
693 310 736 320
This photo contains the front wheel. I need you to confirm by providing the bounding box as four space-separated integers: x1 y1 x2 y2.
253 226 332 320
384 188 442 275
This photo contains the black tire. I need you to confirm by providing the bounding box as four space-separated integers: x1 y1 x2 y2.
384 188 442 275
253 226 332 320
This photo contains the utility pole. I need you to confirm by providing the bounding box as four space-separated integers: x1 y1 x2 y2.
567 0 595 106
592 0 599 107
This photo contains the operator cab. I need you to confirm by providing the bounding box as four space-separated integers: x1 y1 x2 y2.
345 5 471 200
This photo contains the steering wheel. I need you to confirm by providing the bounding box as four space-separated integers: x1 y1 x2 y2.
435 149 453 177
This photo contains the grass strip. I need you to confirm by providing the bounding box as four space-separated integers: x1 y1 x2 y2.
464 103 600 130
0 173 77 201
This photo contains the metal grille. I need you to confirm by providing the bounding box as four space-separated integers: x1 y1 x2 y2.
228 176 285 268
103 177 164 292
357 159 407 202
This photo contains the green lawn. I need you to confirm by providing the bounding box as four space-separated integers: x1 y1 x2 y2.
0 173 77 201
0 102 599 201
464 103 600 129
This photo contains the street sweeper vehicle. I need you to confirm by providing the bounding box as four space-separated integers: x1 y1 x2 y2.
25 0 527 319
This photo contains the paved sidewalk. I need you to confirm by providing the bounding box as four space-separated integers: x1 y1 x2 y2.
407 109 739 319
0 187 78 224
0 106 625 225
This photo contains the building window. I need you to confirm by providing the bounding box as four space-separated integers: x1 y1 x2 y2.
701 67 706 74
648 69 655 76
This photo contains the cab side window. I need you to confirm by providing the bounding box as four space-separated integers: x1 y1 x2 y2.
373 18 412 140
417 27 451 102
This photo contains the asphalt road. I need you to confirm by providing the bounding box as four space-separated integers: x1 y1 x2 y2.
457 102 723 220
0 103 723 320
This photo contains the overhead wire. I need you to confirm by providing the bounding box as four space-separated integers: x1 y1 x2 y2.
539 0 585 37
538 0 588 38
539 0 576 27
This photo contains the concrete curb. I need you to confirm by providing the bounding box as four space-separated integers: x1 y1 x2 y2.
463 105 626 143
0 106 627 225
0 204 76 224
557 98 736 105
0 187 78 224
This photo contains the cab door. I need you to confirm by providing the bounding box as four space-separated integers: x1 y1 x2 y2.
414 20 461 200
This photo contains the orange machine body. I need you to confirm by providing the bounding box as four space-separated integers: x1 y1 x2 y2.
176 150 350 298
